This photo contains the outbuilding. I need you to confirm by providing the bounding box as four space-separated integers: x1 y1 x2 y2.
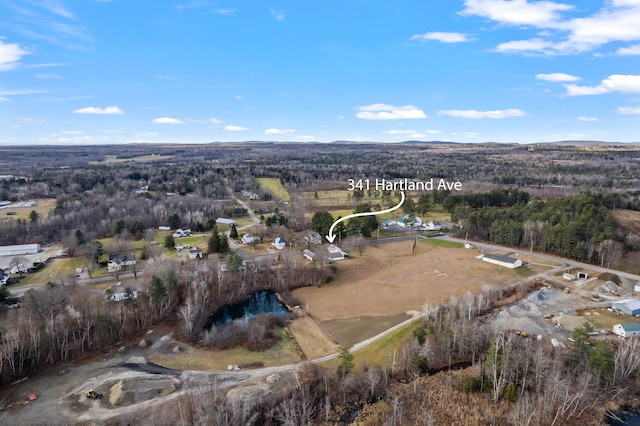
0 244 41 257
613 323 640 339
612 299 640 317
477 253 523 269
216 218 236 227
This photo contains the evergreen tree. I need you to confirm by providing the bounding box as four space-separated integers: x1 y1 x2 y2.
208 228 221 254
164 234 175 249
230 223 238 239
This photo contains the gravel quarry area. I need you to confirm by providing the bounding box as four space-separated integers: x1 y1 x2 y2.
0 331 281 425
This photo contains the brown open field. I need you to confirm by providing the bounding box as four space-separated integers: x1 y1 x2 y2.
293 241 524 322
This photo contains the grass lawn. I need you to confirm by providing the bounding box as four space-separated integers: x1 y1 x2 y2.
150 328 301 371
1 198 56 221
257 178 291 201
580 308 640 329
10 257 83 287
419 238 464 248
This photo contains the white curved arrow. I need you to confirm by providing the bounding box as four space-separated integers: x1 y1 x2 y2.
326 191 405 243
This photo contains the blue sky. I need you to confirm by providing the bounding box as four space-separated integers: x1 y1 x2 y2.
1 0 640 145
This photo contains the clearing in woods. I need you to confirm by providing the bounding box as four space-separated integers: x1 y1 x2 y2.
256 178 290 201
293 240 525 345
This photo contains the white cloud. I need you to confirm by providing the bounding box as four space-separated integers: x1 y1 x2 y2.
535 72 581 82
152 117 184 124
235 95 243 100
0 40 30 71
461 0 640 55
210 118 223 124
460 0 573 27
437 108 525 119
270 7 286 21
385 129 419 135
564 74 640 96
425 129 442 134
617 44 640 55
356 103 428 120
495 38 556 54
73 106 124 115
617 106 640 114
578 116 599 121
265 128 296 135
224 125 249 131
410 32 474 43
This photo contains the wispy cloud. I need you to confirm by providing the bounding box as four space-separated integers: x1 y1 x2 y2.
410 32 474 43
152 117 184 124
578 116 598 121
225 125 249 131
535 73 580 82
0 89 48 101
356 103 428 120
35 72 62 79
438 108 525 119
0 40 30 71
6 1 93 49
270 7 286 21
564 74 640 96
74 106 124 114
175 2 237 15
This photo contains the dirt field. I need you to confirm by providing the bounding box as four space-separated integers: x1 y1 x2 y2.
293 241 523 322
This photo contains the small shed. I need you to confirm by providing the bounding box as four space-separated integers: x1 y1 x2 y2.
613 323 640 338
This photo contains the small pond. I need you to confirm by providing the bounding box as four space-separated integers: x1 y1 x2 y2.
204 290 291 328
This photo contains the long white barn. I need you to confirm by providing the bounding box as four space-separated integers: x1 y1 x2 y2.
476 253 523 269
0 244 41 257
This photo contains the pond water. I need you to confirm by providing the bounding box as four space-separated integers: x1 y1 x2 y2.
204 290 291 328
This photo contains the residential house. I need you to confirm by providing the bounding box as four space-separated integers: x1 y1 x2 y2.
104 283 138 302
380 219 396 229
242 233 259 245
189 247 203 259
327 244 348 262
172 227 191 238
272 237 286 250
304 231 322 245
108 254 137 273
0 268 8 285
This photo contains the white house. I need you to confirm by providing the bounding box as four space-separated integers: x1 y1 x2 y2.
104 283 138 302
477 253 523 269
327 244 348 261
613 323 640 339
242 233 259 245
0 268 8 285
305 231 322 245
380 219 396 229
108 254 137 273
172 227 191 238
634 282 640 293
272 237 286 250
189 247 203 259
